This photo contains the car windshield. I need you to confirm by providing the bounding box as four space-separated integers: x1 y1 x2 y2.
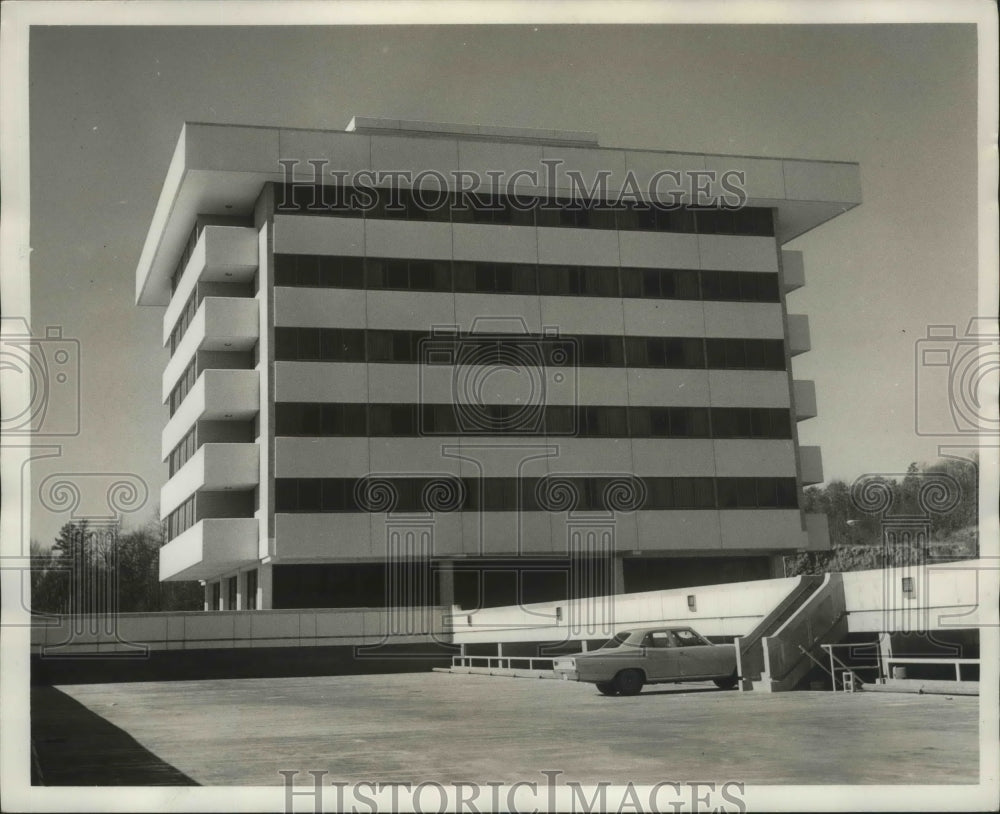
599 632 634 649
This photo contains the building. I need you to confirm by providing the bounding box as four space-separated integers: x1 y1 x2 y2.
134 118 861 612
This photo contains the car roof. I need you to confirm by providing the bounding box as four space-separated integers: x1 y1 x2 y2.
618 626 697 634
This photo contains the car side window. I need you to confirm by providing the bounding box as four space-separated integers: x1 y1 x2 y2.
644 631 677 648
674 629 705 647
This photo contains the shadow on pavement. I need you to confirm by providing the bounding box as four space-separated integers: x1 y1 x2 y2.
31 686 198 786
585 684 730 698
640 686 733 696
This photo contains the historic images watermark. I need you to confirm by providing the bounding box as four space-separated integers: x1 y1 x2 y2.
279 770 747 814
31 472 152 658
275 158 749 213
849 468 974 663
351 465 638 657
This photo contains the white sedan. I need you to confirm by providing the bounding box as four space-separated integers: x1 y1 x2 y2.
552 626 738 696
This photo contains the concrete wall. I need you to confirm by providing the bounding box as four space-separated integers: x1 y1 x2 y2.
272 286 785 340
450 574 803 643
272 438 797 478
272 216 781 275
269 508 810 561
447 558 989 644
30 606 450 654
842 559 993 633
274 361 791 408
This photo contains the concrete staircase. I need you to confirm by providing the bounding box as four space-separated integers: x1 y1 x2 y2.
736 573 848 692
735 574 822 690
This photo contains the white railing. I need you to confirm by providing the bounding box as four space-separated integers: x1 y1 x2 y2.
451 656 555 671
884 656 979 683
819 642 877 692
819 642 979 688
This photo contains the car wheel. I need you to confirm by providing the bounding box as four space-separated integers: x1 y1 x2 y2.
613 669 644 696
595 681 618 696
713 671 738 690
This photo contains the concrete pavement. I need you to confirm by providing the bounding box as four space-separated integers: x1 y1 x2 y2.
35 672 978 786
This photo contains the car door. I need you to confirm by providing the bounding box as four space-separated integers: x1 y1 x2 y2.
674 628 728 678
641 630 683 681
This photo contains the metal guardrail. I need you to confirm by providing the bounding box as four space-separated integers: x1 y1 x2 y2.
820 643 979 686
884 657 979 682
452 656 556 671
820 642 879 691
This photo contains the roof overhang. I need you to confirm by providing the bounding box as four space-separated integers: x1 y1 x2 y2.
136 121 861 306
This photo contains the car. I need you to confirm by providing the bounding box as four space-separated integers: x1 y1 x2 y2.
552 626 738 696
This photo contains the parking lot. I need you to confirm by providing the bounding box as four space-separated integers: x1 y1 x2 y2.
33 672 978 786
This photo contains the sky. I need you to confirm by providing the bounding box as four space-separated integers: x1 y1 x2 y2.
20 20 985 546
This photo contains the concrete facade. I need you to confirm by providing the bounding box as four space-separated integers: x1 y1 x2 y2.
134 119 861 610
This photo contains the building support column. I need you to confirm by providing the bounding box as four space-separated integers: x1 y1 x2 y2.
436 559 455 610
436 560 455 641
258 562 273 610
202 581 211 612
877 632 893 683
612 555 625 595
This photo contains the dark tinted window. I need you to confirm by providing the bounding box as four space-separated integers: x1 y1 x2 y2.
274 476 796 512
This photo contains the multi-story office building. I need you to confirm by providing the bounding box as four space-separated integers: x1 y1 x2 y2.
135 118 860 612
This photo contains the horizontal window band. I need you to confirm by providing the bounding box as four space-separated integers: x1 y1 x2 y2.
274 403 793 439
273 255 780 303
274 476 799 513
272 183 775 237
273 328 787 371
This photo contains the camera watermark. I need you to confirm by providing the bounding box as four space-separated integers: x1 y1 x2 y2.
0 317 80 437
914 317 999 437
418 318 578 436
279 769 747 813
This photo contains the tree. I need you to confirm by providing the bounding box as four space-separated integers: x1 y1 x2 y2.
32 514 203 614
29 539 69 614
926 454 979 537
115 519 202 612
787 456 978 577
